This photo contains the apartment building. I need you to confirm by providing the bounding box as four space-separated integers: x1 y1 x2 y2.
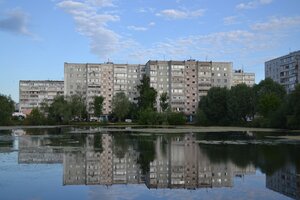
265 51 300 93
146 60 232 115
211 62 232 88
19 80 64 115
232 69 255 87
64 60 252 116
64 62 144 115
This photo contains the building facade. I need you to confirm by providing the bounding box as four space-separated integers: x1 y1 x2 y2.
265 51 300 93
232 69 255 87
64 60 253 116
64 62 144 115
19 80 64 115
146 60 232 115
211 62 233 88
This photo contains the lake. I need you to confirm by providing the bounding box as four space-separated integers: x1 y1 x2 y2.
0 127 299 200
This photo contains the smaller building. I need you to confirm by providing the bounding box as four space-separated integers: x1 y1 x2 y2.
19 80 64 115
211 62 233 88
232 69 255 87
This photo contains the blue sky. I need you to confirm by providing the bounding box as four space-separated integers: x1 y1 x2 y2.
0 0 300 101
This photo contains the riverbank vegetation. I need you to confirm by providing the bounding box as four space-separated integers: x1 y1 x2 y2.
196 78 300 129
1 77 299 129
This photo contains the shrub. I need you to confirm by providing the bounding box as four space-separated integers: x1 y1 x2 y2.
167 112 186 125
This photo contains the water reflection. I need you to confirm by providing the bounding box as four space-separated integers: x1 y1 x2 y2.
17 132 255 188
1 128 300 199
267 164 300 200
146 134 255 189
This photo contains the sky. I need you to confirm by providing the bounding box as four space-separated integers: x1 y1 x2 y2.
0 0 300 102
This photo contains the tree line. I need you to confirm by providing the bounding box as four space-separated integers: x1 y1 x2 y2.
111 74 186 125
0 75 185 125
196 78 300 129
1 77 299 128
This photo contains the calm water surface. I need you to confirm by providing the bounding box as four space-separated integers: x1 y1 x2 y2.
0 127 299 200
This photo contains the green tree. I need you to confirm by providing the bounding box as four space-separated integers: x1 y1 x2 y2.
69 94 87 119
258 93 281 118
254 78 286 100
48 96 71 123
197 87 229 125
25 108 47 125
112 92 130 122
127 102 139 121
227 84 255 124
137 74 157 111
39 99 49 114
286 84 300 129
93 96 104 117
138 108 165 125
167 112 186 125
159 92 169 112
0 94 15 125
254 78 286 117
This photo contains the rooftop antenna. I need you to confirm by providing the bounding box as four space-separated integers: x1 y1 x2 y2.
205 56 208 61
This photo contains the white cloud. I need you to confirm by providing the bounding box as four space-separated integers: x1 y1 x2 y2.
149 22 155 26
86 0 115 7
127 22 155 32
57 0 121 58
156 9 205 20
236 0 273 10
0 8 31 36
223 16 240 25
251 16 300 31
125 27 260 62
127 25 148 31
259 0 273 5
137 7 155 13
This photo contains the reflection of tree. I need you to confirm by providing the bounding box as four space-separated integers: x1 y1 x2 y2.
47 134 87 148
93 134 103 152
136 135 156 174
22 128 65 135
195 132 255 141
0 140 13 148
200 144 300 175
113 133 129 158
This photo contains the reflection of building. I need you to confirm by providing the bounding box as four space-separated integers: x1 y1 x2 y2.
63 134 114 185
266 164 300 200
18 135 63 164
16 131 256 189
63 151 86 185
63 134 143 186
113 146 143 184
19 80 64 115
146 133 255 189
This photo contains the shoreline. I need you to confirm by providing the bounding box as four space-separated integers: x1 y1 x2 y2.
0 125 298 133
0 125 70 130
